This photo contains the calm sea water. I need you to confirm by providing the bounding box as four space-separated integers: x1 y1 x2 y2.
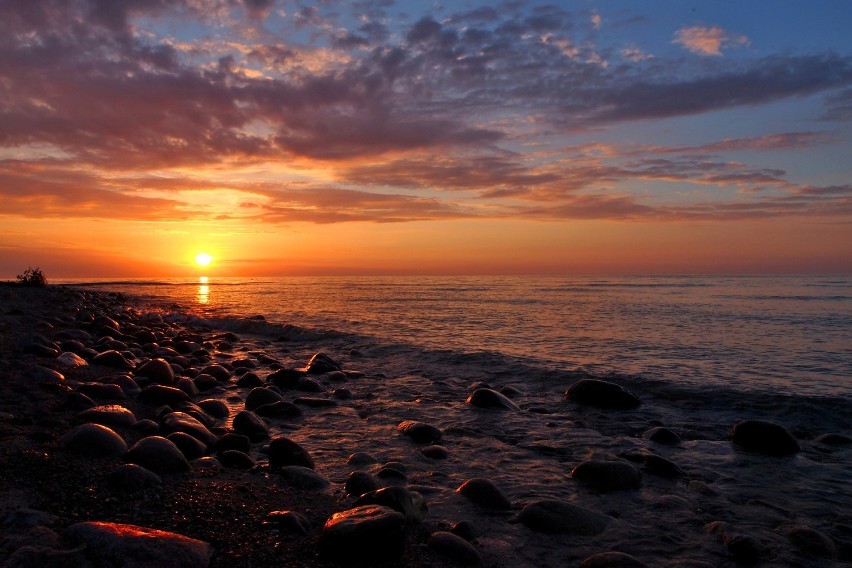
61 275 852 398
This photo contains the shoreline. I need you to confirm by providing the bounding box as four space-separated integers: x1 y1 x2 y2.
1 285 850 567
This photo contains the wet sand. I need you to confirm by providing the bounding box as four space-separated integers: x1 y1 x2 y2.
1 284 849 567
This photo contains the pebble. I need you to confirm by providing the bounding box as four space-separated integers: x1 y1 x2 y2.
268 436 315 470
640 453 684 478
197 398 229 419
731 419 800 456
428 531 481 565
134 358 175 385
451 520 477 541
347 452 378 466
579 551 649 567
345 471 382 496
215 433 251 454
279 465 330 490
318 505 405 562
465 388 521 411
296 376 325 392
254 400 304 419
264 510 310 535
218 450 256 469
92 349 133 369
124 436 191 474
570 459 642 492
61 423 127 457
139 384 190 406
176 377 200 397
78 405 137 428
245 387 285 410
455 478 512 510
354 486 427 522
563 378 641 409
105 374 141 395
643 426 681 445
518 500 611 535
236 372 264 387
398 420 443 443
200 364 231 382
306 352 341 374
63 391 96 410
161 412 218 448
232 410 270 441
108 463 162 491
76 382 127 400
815 433 852 446
64 521 212 568
56 352 88 368
29 366 65 386
266 368 304 389
166 432 208 460
421 445 448 459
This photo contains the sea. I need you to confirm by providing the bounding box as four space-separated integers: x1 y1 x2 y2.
61 274 851 398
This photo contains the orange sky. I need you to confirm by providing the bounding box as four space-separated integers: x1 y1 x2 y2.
1 1 851 277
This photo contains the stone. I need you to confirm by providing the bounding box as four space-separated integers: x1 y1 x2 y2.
232 410 270 441
57 352 88 368
264 510 310 535
200 364 231 382
641 453 684 478
105 374 141 396
429 531 481 565
332 387 352 399
130 418 159 436
267 368 304 389
293 396 336 408
193 374 219 392
815 433 852 445
245 387 285 410
731 420 800 456
161 412 217 448
580 551 649 567
93 350 133 369
306 352 341 374
197 398 229 419
124 436 191 474
643 426 681 445
570 460 642 492
255 400 303 420
30 366 65 386
235 372 263 388
77 382 126 400
108 464 162 491
78 405 137 428
139 384 190 406
166 432 208 460
318 505 405 561
455 478 511 510
375 466 407 484
779 525 837 558
347 452 377 466
465 388 521 411
354 486 427 523
62 423 127 457
135 358 175 385
279 465 330 489
64 521 211 568
398 420 443 443
345 471 382 497
176 377 200 397
296 377 325 392
421 445 448 459
216 433 251 454
518 500 611 535
268 436 315 470
563 379 640 409
451 520 476 541
63 391 96 410
218 450 256 469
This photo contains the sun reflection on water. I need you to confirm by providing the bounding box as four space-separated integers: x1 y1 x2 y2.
197 276 209 304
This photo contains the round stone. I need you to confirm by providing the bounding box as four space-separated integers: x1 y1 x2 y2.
232 410 270 441
563 379 640 409
108 464 162 492
518 500 611 535
455 478 511 510
318 505 405 562
279 465 330 490
62 423 127 457
570 460 642 492
135 358 175 385
428 531 481 565
354 486 427 523
465 388 521 411
268 436 315 470
397 420 443 443
580 551 649 567
731 420 800 456
124 436 191 474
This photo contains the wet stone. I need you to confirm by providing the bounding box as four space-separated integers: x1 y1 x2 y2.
176 377 200 397
318 505 405 562
398 420 443 444
139 384 190 406
30 366 65 386
570 459 642 492
268 436 315 470
780 525 837 558
375 467 407 485
347 452 378 466
93 349 133 369
166 432 208 460
815 433 852 445
345 470 382 497
236 372 264 388
62 423 127 457
130 418 159 436
518 500 611 535
731 420 800 456
232 410 270 441
456 478 511 510
63 521 212 568
56 351 87 367
215 433 251 455
354 486 427 523
293 397 336 408
105 374 141 396
306 352 341 375
643 426 682 445
279 465 330 490
465 388 521 411
125 436 191 474
563 378 641 409
254 400 303 420
161 412 217 448
77 382 126 400
267 368 304 389
245 387 285 411
421 445 448 459
201 364 231 382
296 376 325 392
63 391 96 410
219 450 256 469
108 463 162 492
197 398 229 419
265 510 310 536
640 453 684 478
78 405 137 428
428 531 481 565
134 358 175 385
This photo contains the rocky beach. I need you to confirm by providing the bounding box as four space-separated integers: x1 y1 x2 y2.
1 284 850 567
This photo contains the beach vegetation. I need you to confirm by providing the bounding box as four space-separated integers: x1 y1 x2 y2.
16 267 47 287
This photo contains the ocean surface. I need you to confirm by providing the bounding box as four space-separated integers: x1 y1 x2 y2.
61 275 852 398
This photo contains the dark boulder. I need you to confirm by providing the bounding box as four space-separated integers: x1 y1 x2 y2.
563 379 640 409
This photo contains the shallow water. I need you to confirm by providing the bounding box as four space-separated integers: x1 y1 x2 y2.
56 276 852 565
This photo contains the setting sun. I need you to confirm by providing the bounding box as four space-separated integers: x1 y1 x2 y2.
195 253 212 267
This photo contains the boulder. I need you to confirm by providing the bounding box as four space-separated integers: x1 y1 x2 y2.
124 436 191 474
61 423 127 457
397 420 443 444
161 412 217 448
279 465 330 490
318 505 405 562
465 388 520 411
232 410 269 441
354 486 427 523
139 385 190 407
428 531 481 565
77 405 137 428
135 358 175 385
455 478 511 510
731 420 800 456
268 436 315 470
306 352 341 374
563 379 640 409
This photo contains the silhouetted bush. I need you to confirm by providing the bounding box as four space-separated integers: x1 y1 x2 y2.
16 267 47 287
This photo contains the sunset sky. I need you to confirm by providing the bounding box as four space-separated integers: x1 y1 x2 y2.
1 0 851 277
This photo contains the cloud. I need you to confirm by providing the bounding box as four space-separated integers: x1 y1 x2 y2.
673 26 749 56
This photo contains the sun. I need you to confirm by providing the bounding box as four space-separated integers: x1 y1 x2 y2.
195 252 213 267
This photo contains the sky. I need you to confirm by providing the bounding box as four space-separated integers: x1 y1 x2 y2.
1 0 851 277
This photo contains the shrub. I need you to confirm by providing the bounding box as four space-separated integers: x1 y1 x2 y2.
16 267 47 287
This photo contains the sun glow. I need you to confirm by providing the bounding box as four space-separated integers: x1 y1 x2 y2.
195 252 212 267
